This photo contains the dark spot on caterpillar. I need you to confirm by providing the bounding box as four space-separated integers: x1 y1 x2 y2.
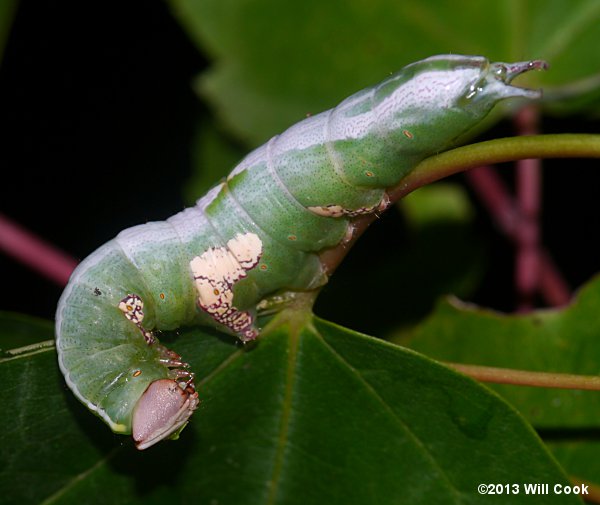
365 171 374 177
133 370 142 377
288 235 297 241
93 288 102 296
403 130 414 139
260 264 268 271
159 293 165 300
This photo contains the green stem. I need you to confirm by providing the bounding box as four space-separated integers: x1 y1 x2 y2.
446 362 600 391
390 134 600 201
320 133 600 275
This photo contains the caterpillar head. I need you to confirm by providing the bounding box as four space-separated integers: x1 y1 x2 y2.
132 379 200 450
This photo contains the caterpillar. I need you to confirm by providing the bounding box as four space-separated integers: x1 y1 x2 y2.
55 54 547 449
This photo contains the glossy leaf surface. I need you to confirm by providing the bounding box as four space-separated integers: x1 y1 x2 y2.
406 276 600 428
0 312 580 504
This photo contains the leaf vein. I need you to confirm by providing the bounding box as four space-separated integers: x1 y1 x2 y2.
39 446 121 505
265 326 300 504
313 326 467 504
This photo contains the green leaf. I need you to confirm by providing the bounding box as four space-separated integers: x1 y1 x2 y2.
0 311 54 352
404 275 600 429
1 312 580 504
402 182 475 226
549 441 600 489
169 0 600 145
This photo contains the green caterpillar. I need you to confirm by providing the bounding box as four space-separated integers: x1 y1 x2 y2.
55 54 546 449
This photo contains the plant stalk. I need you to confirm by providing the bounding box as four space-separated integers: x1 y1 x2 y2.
446 362 600 391
320 134 600 275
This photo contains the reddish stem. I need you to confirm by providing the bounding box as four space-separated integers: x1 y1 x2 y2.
514 106 542 310
0 213 77 286
465 167 570 306
465 166 517 233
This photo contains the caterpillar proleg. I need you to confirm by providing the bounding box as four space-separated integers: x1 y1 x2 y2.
55 54 547 449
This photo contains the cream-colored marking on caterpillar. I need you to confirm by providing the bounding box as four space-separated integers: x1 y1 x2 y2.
190 232 263 340
118 294 145 324
227 232 263 269
307 204 376 218
118 293 155 344
307 204 347 218
307 195 389 219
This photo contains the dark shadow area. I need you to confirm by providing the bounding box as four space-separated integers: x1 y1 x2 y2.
538 427 600 442
0 0 207 319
